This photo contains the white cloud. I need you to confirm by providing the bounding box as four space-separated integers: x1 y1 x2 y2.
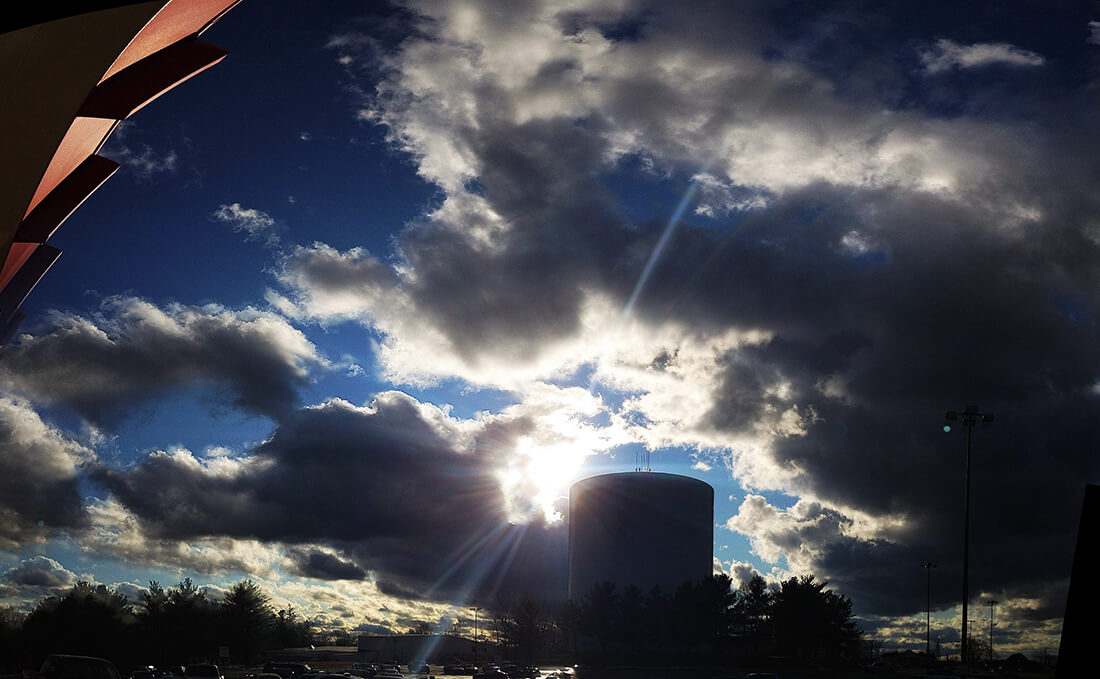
213 203 279 245
361 1 1041 208
101 122 178 179
921 39 1045 73
272 243 817 485
84 496 286 578
725 494 853 574
120 145 178 177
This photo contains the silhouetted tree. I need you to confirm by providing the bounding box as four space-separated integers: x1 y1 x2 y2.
581 581 618 661
670 580 698 648
965 635 990 667
274 605 314 648
21 581 135 665
555 600 581 662
696 574 739 656
221 579 275 664
139 580 170 666
769 575 860 662
617 585 644 662
162 578 217 662
642 585 671 660
562 572 860 667
510 597 546 665
0 607 25 672
738 574 772 659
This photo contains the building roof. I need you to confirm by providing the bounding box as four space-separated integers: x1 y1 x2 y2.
0 0 241 340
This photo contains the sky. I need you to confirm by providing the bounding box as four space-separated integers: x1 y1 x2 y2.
2 0 1099 658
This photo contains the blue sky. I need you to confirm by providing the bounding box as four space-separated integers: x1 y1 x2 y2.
3 0 1100 658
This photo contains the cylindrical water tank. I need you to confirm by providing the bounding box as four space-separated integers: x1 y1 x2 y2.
568 471 714 600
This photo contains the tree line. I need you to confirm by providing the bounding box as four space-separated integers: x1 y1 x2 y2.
0 578 314 673
490 573 862 667
0 572 862 673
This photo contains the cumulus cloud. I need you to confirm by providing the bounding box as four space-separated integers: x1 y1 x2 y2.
293 0 1100 632
727 560 763 590
294 0 1073 398
0 397 93 546
0 297 327 426
30 0 1085 644
921 39 1045 73
94 393 570 602
2 556 77 590
213 203 280 245
83 496 288 578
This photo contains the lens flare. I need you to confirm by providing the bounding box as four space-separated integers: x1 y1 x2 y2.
622 175 705 318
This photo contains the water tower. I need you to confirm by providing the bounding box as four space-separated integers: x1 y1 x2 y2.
568 471 713 600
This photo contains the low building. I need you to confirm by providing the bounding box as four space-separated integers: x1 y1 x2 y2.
356 634 474 664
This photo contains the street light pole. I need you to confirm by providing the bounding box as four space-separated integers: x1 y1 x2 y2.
987 599 998 664
472 606 481 666
921 562 937 667
944 405 994 671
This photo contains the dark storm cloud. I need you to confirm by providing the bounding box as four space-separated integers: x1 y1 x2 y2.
314 0 1092 384
681 182 1100 617
287 549 367 581
313 0 1100 627
95 393 566 602
0 397 90 544
397 118 631 361
0 297 325 427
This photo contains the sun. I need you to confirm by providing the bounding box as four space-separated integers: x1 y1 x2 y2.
512 435 589 523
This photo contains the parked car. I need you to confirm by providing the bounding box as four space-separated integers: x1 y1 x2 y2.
184 665 222 679
41 655 122 679
263 664 313 679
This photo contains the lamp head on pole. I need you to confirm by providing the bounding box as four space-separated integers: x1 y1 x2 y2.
944 410 957 432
